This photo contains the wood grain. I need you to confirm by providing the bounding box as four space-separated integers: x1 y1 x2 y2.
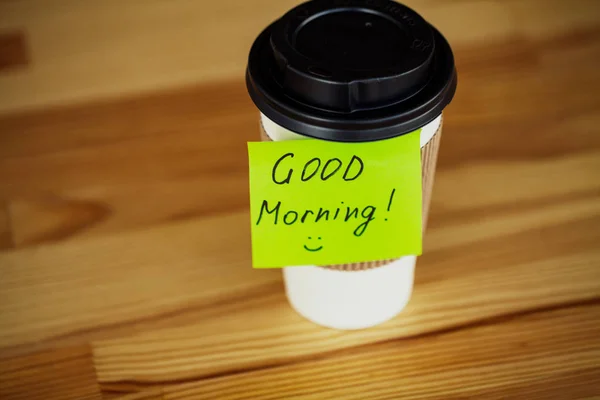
1 31 598 248
0 201 13 249
0 0 598 114
89 237 600 384
0 345 102 400
0 0 599 398
154 304 600 399
0 31 29 71
0 0 301 113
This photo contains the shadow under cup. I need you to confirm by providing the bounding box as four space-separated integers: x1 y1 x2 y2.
260 113 443 330
246 0 456 329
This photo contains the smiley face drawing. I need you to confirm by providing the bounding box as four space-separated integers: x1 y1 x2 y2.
303 236 323 252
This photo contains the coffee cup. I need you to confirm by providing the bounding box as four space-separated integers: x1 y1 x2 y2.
246 0 457 329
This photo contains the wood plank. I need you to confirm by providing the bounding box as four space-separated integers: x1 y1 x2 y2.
0 0 302 113
0 211 280 356
91 214 600 384
1 30 599 248
148 304 600 399
0 80 256 247
2 0 597 113
0 145 597 360
450 29 600 128
6 173 249 247
1 26 596 153
0 80 253 159
0 107 253 193
432 151 600 216
0 344 102 400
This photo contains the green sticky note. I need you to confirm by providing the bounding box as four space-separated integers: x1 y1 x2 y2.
247 130 422 268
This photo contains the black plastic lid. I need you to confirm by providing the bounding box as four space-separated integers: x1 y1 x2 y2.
246 0 457 142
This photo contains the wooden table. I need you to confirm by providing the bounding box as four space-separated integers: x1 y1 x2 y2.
1 0 599 398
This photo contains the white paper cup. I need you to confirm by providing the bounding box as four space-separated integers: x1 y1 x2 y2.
247 0 456 329
261 113 443 330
